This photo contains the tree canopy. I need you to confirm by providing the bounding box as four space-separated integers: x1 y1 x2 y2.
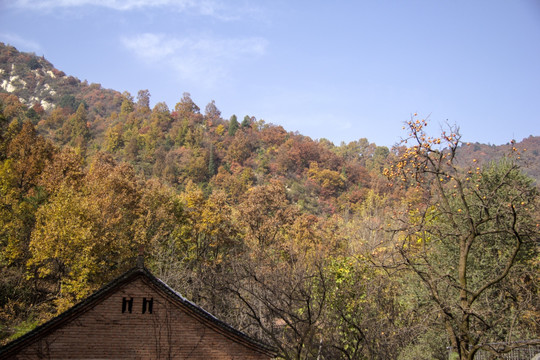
0 47 539 359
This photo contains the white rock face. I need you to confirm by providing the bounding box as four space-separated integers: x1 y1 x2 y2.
38 82 57 97
41 99 54 110
1 79 16 92
46 70 56 78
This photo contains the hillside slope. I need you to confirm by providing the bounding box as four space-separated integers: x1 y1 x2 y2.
0 43 122 120
1 42 539 183
1 43 539 359
457 136 540 182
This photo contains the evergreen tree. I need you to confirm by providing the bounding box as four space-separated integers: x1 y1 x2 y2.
228 115 239 136
241 115 251 128
208 143 216 177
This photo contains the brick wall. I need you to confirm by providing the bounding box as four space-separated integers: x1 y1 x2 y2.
11 277 271 359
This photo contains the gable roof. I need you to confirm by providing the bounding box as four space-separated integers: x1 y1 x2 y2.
0 262 276 358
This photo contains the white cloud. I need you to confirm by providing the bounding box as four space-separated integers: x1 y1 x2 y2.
10 0 249 20
121 33 182 61
12 0 192 11
0 33 41 52
121 33 267 88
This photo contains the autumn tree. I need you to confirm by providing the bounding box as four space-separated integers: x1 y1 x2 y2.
307 161 346 197
179 182 239 267
160 183 241 315
275 136 342 176
383 117 540 359
119 91 134 117
28 185 103 311
204 100 221 125
136 89 151 113
38 146 84 194
334 138 375 167
366 145 390 172
208 143 216 176
27 154 142 312
67 103 90 150
150 101 171 132
229 200 334 359
7 122 54 194
104 122 124 152
135 178 186 286
258 124 287 147
0 119 56 342
329 191 433 359
238 181 297 247
321 256 419 360
225 130 256 165
174 92 200 119
40 107 68 135
0 94 28 122
226 242 330 360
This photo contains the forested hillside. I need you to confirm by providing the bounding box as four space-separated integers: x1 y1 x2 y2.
1 43 538 360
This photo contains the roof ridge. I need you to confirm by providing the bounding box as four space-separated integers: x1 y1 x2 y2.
0 266 276 358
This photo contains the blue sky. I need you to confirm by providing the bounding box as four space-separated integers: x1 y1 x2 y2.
1 0 539 147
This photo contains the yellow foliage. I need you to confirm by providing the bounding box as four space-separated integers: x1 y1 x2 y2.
215 124 225 136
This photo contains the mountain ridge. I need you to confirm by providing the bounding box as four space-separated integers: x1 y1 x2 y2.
0 42 122 118
1 42 539 359
1 41 539 184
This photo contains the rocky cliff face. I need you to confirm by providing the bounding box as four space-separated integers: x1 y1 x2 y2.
1 62 58 110
0 42 121 118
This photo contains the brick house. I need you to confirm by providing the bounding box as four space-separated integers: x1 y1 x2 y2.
0 258 276 359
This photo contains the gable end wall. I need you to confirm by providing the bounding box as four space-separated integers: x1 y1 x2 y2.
9 276 271 359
